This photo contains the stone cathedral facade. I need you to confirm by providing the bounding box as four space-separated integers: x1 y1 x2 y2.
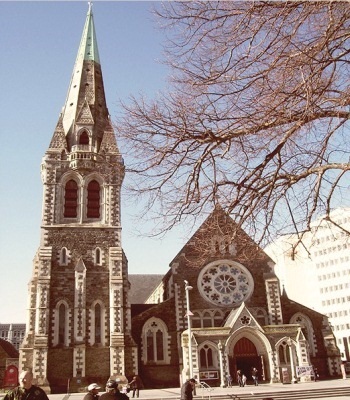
19 5 342 393
19 6 136 393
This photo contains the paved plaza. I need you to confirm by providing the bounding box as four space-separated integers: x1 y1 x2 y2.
44 379 350 400
1 378 349 400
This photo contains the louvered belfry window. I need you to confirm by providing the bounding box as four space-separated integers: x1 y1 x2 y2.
64 180 78 218
87 180 100 218
79 130 89 145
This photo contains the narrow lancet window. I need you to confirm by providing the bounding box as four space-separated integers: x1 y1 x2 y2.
64 180 78 218
87 180 100 218
58 303 66 345
95 303 101 344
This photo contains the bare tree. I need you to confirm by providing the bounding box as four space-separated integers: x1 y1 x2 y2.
117 1 350 247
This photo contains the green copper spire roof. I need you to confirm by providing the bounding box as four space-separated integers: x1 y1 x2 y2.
78 2 100 63
62 2 102 134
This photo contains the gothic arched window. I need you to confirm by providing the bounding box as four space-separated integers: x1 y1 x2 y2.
142 318 169 364
278 341 291 364
58 303 66 345
94 248 102 265
95 303 101 344
203 312 212 328
213 310 223 327
79 130 89 145
59 247 69 266
192 312 201 328
87 180 100 218
199 344 216 369
64 180 78 218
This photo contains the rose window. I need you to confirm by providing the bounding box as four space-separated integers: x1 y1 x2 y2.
198 260 254 306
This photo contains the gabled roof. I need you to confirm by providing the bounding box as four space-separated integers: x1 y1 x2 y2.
224 302 263 332
169 204 274 266
0 339 19 358
128 274 163 304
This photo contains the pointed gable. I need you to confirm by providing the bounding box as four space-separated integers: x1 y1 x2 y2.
224 302 263 332
170 204 274 269
100 121 121 154
76 99 94 126
75 257 86 273
48 114 67 150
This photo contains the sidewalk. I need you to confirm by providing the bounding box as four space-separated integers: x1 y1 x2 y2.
2 379 349 400
48 379 350 400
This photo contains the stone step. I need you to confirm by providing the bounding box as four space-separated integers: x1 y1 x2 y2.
221 385 350 400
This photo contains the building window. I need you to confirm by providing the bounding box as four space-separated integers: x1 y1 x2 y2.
142 318 169 364
278 341 291 364
59 247 69 266
200 345 214 368
95 303 101 344
192 312 201 328
94 248 102 265
64 180 78 218
191 310 224 328
87 180 100 218
58 303 66 345
197 260 254 307
203 312 212 328
79 130 89 145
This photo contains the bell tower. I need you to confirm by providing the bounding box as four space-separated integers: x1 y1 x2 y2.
20 4 136 392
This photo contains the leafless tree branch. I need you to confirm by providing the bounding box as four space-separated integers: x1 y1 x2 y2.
116 1 350 246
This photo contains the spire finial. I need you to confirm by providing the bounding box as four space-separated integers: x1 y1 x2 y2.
88 1 93 15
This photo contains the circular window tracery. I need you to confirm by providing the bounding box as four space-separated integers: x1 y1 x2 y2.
198 260 254 306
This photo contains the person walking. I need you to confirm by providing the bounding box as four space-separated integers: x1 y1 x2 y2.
84 383 101 400
129 375 142 398
251 368 259 386
242 374 247 387
226 374 233 387
236 370 243 387
181 378 196 400
3 370 49 400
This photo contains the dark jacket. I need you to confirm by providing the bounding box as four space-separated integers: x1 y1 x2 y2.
180 381 194 400
4 386 49 400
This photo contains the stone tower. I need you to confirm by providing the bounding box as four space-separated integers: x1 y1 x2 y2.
19 5 137 392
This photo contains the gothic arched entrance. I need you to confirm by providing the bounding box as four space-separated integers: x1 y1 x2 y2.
229 337 263 384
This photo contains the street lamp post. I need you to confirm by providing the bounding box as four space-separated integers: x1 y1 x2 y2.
184 280 193 379
287 338 296 383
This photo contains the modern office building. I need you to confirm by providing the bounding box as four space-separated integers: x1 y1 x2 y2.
265 207 350 362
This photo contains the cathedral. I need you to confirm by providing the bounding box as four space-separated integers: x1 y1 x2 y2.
19 5 342 393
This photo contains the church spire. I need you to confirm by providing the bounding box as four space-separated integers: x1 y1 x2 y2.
61 2 107 136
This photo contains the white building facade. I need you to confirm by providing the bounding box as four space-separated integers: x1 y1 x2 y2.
265 208 350 362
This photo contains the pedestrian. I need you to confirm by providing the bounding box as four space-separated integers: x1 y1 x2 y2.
84 383 101 400
226 374 233 387
180 378 196 400
251 368 259 386
242 374 247 387
236 370 243 387
129 375 142 398
100 380 128 400
3 370 49 400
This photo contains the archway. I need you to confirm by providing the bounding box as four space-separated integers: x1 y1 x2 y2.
230 337 263 384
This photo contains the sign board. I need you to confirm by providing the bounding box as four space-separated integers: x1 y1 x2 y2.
281 367 290 384
199 371 219 380
296 366 313 377
3 365 18 388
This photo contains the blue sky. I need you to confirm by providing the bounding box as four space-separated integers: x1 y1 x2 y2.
0 1 190 323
